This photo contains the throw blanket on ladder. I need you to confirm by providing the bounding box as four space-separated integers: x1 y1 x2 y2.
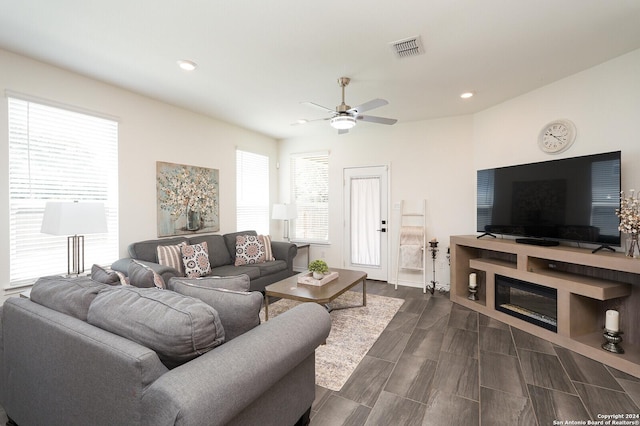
399 226 424 269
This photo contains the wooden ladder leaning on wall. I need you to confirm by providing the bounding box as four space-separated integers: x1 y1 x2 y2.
394 200 428 293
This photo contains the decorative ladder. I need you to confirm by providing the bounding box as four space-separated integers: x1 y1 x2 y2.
394 200 428 293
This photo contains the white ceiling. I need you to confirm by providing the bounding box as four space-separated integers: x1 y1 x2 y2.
1 1 640 140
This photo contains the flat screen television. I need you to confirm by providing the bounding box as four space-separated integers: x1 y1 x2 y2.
477 151 621 248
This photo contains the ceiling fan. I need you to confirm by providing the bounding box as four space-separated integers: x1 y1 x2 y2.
299 77 397 134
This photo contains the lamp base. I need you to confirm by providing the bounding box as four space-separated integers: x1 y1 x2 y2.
67 235 85 276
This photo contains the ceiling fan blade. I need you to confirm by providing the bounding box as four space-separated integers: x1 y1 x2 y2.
347 98 388 114
357 114 398 125
290 117 331 126
301 101 336 114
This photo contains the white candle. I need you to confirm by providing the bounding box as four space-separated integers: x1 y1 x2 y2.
605 310 619 332
469 273 477 288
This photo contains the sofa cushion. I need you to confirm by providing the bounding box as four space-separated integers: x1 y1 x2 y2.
30 276 109 321
87 286 225 369
168 278 262 341
167 274 251 292
235 234 266 266
128 260 166 289
127 236 188 262
182 242 211 278
189 234 232 267
209 264 261 280
91 264 127 286
253 259 288 276
157 242 187 275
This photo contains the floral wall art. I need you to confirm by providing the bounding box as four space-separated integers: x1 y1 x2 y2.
156 161 219 237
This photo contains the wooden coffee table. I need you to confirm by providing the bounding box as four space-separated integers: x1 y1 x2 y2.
264 268 367 320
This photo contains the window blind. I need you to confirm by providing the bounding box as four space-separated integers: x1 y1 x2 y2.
236 149 269 235
591 159 621 237
291 151 329 243
8 96 119 286
476 169 495 232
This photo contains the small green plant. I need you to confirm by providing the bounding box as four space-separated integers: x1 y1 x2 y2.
308 259 329 274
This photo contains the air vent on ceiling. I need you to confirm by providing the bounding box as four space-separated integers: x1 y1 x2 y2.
390 36 425 59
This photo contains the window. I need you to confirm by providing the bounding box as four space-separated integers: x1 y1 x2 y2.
291 151 329 243
8 95 119 286
236 149 269 234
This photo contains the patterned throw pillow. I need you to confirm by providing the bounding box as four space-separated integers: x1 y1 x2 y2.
182 242 211 278
259 234 275 261
235 235 266 266
157 242 187 275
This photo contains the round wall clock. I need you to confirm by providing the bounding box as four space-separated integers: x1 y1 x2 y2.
538 119 576 154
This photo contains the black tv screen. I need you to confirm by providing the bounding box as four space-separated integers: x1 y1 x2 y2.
477 151 621 246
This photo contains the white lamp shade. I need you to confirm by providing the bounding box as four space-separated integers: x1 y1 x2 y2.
41 202 108 235
285 204 298 220
272 204 287 220
272 204 298 220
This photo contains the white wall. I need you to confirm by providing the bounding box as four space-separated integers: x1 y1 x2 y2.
279 48 640 288
0 48 278 297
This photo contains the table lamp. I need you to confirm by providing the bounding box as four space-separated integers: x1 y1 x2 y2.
41 201 108 276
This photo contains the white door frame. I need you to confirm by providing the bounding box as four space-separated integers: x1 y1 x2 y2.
343 165 390 281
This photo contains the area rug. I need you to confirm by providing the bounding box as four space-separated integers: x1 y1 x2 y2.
260 291 404 391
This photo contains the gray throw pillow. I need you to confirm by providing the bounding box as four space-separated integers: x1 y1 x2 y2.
167 274 250 292
31 276 109 321
87 286 225 368
168 279 262 341
91 264 126 285
128 260 165 289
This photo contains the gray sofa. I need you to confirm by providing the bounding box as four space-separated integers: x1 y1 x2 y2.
112 230 298 293
0 277 331 426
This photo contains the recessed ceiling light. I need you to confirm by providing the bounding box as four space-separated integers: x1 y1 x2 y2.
177 60 198 71
460 92 474 99
297 119 308 124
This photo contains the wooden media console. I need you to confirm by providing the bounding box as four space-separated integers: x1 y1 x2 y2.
450 235 640 377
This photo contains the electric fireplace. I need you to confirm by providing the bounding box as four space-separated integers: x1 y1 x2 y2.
495 275 557 332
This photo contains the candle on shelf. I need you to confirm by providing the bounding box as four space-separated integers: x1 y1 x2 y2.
469 272 477 288
605 310 619 332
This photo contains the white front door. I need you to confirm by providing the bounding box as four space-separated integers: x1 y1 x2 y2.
343 166 389 281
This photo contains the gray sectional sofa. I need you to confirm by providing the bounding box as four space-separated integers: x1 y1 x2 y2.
0 276 331 426
111 230 298 293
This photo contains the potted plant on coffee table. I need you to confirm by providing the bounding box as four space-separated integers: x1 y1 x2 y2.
308 260 329 280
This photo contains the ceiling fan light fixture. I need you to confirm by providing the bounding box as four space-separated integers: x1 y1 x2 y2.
330 115 357 130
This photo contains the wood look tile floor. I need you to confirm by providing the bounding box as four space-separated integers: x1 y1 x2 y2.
311 281 640 426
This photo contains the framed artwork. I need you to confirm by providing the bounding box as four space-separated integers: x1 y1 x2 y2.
156 161 219 237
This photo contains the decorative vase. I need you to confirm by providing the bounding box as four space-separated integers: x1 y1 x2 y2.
312 271 324 280
625 234 639 259
186 209 201 231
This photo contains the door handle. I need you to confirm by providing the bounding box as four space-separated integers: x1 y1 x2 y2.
376 228 387 232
